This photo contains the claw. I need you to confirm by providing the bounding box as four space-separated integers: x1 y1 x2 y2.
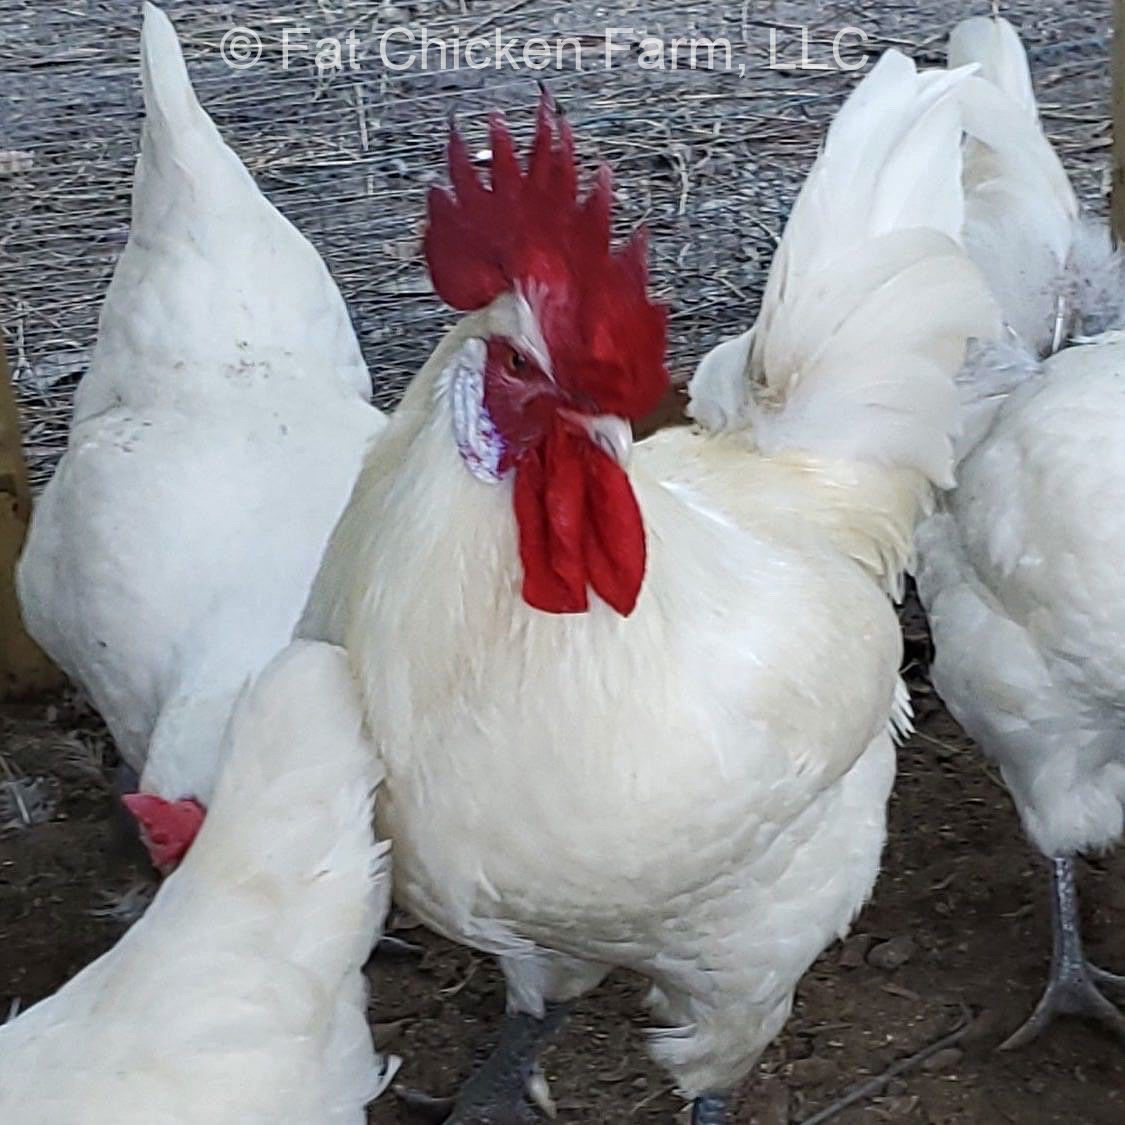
1001 856 1125 1050
692 1093 730 1124
374 935 426 958
395 1085 536 1125
1088 963 1125 993
395 1086 456 1123
394 1005 569 1124
1001 961 1125 1050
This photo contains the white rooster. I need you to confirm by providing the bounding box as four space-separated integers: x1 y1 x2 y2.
299 55 996 1122
0 641 398 1123
914 16 1125 1047
17 3 382 866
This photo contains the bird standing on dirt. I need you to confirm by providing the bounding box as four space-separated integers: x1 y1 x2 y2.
17 3 383 868
299 54 995 1123
0 642 397 1124
915 16 1125 1048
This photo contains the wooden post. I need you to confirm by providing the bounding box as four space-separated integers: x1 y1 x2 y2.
1113 0 1125 240
0 339 61 698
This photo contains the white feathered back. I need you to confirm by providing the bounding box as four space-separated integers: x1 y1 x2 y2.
75 3 369 419
725 51 997 488
0 641 396 1125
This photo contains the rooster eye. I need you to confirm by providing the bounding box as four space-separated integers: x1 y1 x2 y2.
507 348 527 373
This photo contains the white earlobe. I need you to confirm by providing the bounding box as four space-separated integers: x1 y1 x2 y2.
448 338 506 483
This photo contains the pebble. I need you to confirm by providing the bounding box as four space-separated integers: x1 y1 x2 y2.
879 1094 920 1117
785 1057 838 1087
961 1007 1004 1046
748 1080 790 1125
867 935 916 971
922 1047 964 1072
838 933 873 968
372 1019 406 1049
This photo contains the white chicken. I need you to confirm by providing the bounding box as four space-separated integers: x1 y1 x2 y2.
0 640 397 1123
299 55 996 1122
914 16 1125 1047
17 3 382 865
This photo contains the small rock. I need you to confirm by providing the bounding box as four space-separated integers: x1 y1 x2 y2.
879 1094 920 1118
961 1007 1004 1046
867 935 916 971
881 981 921 1002
748 1079 790 1125
838 933 874 968
921 1047 963 1072
785 1057 837 1088
372 1019 406 1049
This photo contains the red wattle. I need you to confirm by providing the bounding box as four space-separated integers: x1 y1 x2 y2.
513 418 646 616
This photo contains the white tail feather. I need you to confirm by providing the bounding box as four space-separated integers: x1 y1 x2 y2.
77 4 369 419
743 51 998 487
948 16 1037 115
949 18 1078 354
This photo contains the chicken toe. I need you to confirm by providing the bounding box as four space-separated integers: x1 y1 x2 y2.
692 1092 730 1124
1001 857 1125 1049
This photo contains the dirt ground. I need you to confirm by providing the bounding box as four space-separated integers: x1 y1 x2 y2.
2 594 1122 1124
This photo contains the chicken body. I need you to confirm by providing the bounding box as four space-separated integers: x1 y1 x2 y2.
914 16 1125 1046
17 4 382 807
0 641 396 1124
312 350 901 1092
303 53 995 1109
921 337 1125 858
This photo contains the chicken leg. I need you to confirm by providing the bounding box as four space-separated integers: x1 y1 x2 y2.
1002 856 1125 1049
692 1093 730 1123
398 1004 570 1124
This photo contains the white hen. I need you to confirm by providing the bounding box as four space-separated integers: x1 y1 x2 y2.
914 16 1125 1048
17 4 382 852
0 641 397 1123
300 54 995 1123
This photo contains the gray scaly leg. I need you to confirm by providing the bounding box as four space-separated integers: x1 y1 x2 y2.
398 1003 570 1124
692 1092 730 1124
1002 856 1125 1049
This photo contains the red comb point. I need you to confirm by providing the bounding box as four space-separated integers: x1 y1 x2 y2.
424 91 668 421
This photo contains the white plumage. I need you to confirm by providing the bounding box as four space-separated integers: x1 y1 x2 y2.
916 16 1125 863
913 16 1125 1045
301 51 995 1109
17 3 383 804
0 641 397 1124
690 57 985 489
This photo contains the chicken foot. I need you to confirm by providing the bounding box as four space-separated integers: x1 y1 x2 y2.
692 1092 730 1123
1001 856 1125 1050
397 1003 570 1124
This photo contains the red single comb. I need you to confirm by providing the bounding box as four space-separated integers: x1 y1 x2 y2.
424 92 668 421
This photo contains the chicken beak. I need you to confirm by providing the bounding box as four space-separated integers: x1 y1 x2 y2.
570 413 633 468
